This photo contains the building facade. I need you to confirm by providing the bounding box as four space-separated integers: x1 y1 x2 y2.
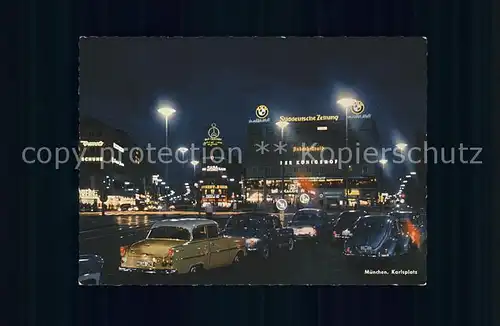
197 123 243 207
243 105 381 208
79 116 143 209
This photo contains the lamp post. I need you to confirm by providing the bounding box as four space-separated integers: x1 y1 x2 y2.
191 160 199 177
337 98 358 207
275 121 289 199
177 146 189 162
157 107 176 186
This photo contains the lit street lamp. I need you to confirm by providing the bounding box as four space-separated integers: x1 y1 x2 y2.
337 98 359 203
158 107 176 186
190 160 199 177
275 121 289 199
395 143 408 152
406 175 411 178
177 147 189 161
410 171 416 175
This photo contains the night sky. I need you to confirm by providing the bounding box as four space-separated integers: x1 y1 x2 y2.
79 37 427 185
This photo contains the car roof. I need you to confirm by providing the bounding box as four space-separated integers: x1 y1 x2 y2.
340 210 367 214
151 218 217 231
362 214 394 220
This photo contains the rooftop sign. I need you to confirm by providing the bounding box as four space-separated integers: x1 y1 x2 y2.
279 115 339 123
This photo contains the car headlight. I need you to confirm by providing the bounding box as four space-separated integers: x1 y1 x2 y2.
245 238 260 248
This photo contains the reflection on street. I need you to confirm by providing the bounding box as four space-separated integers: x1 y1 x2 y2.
114 215 150 226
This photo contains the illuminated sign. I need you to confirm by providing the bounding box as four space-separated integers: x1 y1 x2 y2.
113 143 124 152
345 100 371 119
299 193 310 204
350 100 365 115
201 185 228 190
249 105 271 123
279 115 339 123
112 158 124 166
80 140 104 147
81 157 103 162
255 105 269 119
317 126 328 131
79 189 99 199
280 159 338 165
292 146 325 152
348 113 372 119
345 189 360 196
202 165 227 172
203 123 223 147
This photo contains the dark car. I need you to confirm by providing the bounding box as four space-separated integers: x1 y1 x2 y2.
288 208 333 243
390 211 427 253
343 215 418 262
331 210 368 243
223 213 295 260
78 254 104 285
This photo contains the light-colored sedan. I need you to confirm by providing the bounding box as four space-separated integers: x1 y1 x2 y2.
119 218 246 275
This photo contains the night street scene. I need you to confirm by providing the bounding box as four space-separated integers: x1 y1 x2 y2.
77 37 427 285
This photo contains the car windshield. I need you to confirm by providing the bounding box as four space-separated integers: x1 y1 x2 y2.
293 211 320 222
226 216 265 230
335 212 362 229
147 226 191 240
353 217 389 237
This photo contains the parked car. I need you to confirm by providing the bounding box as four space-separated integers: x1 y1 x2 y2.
389 210 427 253
119 218 246 275
223 213 295 260
343 215 419 263
288 208 333 243
331 210 368 244
78 254 104 285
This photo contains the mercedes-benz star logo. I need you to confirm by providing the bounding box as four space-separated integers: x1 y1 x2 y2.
255 105 269 119
207 123 220 139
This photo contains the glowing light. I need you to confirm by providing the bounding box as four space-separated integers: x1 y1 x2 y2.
157 107 176 118
275 121 289 129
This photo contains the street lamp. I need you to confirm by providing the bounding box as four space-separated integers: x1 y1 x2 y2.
337 98 358 203
177 147 189 161
395 143 408 152
190 160 199 176
410 171 416 175
158 107 176 185
275 121 289 199
406 175 411 178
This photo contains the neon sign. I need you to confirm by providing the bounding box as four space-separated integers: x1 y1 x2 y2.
80 140 104 147
279 115 339 123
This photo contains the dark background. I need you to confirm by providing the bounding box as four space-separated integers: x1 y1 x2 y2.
15 1 495 326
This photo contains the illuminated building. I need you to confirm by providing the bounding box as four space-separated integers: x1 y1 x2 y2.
79 116 143 198
197 123 243 207
244 106 381 208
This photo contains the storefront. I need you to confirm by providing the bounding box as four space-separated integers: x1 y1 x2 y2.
201 184 230 207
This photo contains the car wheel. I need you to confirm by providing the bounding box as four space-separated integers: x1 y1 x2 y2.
262 245 270 260
189 264 202 273
287 238 295 251
233 251 243 264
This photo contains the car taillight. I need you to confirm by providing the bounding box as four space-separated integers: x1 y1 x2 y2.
345 247 351 254
333 230 337 236
167 248 175 258
120 246 126 257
